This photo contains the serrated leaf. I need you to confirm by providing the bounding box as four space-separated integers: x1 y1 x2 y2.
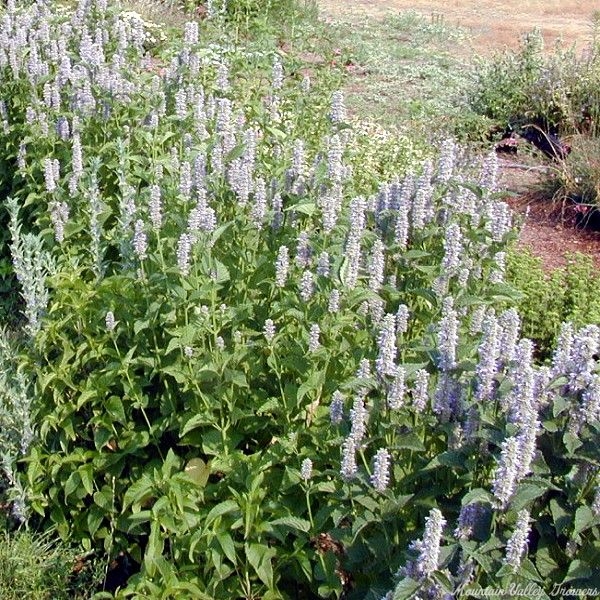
76 389 97 409
511 480 550 511
257 398 280 415
550 498 571 536
574 505 597 536
564 430 583 454
180 414 212 437
391 577 421 600
394 431 425 452
286 201 316 216
461 488 494 506
245 542 275 589
535 545 561 579
106 396 126 424
217 532 237 565
269 516 311 533
64 471 81 501
206 500 239 526
79 463 94 496
562 559 592 583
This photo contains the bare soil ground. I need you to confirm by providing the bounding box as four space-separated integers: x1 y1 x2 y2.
318 0 598 54
498 161 600 270
318 0 600 270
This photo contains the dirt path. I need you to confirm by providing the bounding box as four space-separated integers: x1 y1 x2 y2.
318 0 598 53
498 163 600 270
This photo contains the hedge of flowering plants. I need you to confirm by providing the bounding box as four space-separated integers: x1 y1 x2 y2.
1 1 600 598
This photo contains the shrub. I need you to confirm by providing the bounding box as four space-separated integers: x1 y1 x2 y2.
507 248 600 357
469 25 600 136
537 134 600 209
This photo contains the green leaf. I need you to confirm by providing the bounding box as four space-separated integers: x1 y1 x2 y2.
286 201 316 216
123 474 155 510
535 544 561 579
76 389 97 409
106 396 126 424
206 500 239 526
94 488 114 511
268 516 311 533
564 431 583 454
394 432 425 452
87 506 104 537
64 471 81 501
79 463 94 496
517 557 544 583
550 498 571 536
391 577 421 600
562 559 592 583
161 364 188 384
553 395 571 418
245 542 275 589
461 488 494 506
574 505 597 536
224 369 248 388
224 142 246 163
180 414 213 437
217 532 237 565
511 480 551 511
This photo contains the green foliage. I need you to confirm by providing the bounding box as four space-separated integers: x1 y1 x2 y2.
507 248 600 357
1 1 600 598
469 26 600 135
188 0 318 33
0 529 100 600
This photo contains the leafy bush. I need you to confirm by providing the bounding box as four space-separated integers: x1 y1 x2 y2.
507 249 600 357
469 26 600 135
1 2 600 599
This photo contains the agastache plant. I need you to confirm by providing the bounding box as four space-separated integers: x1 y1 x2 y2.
2 2 598 597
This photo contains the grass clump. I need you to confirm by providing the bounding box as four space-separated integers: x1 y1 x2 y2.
0 529 99 600
538 134 600 209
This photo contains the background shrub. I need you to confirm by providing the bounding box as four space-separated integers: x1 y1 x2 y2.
507 249 600 357
469 25 600 136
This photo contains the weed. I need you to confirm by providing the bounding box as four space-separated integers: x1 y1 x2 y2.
0 529 100 600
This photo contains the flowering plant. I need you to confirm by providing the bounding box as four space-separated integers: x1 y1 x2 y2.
0 1 598 598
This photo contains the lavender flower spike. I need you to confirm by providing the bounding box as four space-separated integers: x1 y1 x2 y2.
300 458 313 481
491 436 520 509
504 509 531 572
375 313 397 378
275 245 290 288
340 436 357 480
437 296 458 372
370 448 391 492
330 390 344 424
415 508 446 578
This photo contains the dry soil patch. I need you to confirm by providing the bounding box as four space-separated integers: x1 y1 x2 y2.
318 0 598 54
